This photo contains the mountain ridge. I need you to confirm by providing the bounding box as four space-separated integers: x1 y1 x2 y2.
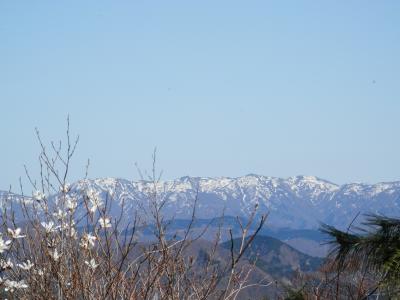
67 174 400 229
2 174 400 230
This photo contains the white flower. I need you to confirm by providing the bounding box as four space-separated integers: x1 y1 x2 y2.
33 190 45 201
87 189 103 213
34 268 45 276
50 249 61 262
67 227 78 240
7 228 25 239
0 236 11 253
84 258 98 270
4 279 28 292
89 198 103 213
80 232 97 250
60 220 77 239
17 260 34 271
60 219 75 230
41 221 59 233
65 196 77 212
53 209 67 220
46 238 57 249
0 258 13 270
60 183 71 193
98 217 112 229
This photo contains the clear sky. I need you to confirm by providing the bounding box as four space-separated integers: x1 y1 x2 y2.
1 1 400 190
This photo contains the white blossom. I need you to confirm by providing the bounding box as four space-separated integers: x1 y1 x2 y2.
67 227 78 240
33 190 45 201
65 195 77 212
7 228 25 239
4 279 28 292
41 221 59 233
53 209 67 220
0 236 11 253
0 258 13 270
80 232 97 250
17 260 34 271
84 258 98 270
89 198 103 213
60 219 75 230
46 238 57 249
99 217 112 229
60 183 71 193
87 189 103 213
50 249 61 262
34 268 45 276
60 220 77 238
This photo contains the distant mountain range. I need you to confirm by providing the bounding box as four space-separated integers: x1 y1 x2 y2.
2 175 400 230
71 175 400 230
4 174 399 259
221 235 322 279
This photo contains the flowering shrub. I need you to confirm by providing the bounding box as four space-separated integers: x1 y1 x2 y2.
0 122 267 299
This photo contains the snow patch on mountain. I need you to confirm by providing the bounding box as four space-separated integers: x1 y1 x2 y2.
2 175 400 230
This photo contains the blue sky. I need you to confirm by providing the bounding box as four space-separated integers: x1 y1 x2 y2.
1 1 400 190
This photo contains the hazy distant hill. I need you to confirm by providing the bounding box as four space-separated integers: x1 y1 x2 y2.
148 236 323 299
135 217 328 257
221 235 322 279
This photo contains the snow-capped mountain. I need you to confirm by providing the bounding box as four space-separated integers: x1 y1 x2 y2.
1 175 399 230
66 175 400 230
